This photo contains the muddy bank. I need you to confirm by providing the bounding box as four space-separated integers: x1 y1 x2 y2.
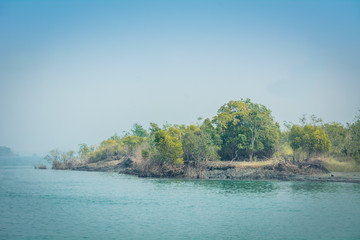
72 159 360 183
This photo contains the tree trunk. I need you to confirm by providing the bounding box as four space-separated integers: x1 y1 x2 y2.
250 128 256 162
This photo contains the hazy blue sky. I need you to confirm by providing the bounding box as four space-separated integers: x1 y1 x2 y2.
1 0 359 155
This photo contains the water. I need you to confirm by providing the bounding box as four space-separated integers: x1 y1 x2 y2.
1 157 360 240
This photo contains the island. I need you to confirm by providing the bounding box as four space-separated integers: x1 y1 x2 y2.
0 146 16 157
44 99 360 183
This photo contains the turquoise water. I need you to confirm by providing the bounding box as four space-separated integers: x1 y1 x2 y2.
1 157 360 240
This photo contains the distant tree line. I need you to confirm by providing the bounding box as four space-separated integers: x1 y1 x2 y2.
44 99 360 169
0 146 15 157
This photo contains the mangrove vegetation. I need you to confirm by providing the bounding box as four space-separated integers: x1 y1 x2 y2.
44 99 360 175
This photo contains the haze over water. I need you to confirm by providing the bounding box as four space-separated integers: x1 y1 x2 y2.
1 157 359 240
1 1 359 239
1 0 360 155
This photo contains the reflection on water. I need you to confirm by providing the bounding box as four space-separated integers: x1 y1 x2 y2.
192 180 278 194
153 178 279 195
153 178 357 196
1 157 360 240
289 181 341 194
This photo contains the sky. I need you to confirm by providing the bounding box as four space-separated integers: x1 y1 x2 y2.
0 0 359 155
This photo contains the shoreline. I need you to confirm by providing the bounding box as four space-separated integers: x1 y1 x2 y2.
71 159 360 184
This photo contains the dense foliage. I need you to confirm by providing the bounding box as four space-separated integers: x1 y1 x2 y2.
153 130 184 164
289 125 331 157
44 100 360 169
182 121 220 164
346 117 360 162
213 99 280 161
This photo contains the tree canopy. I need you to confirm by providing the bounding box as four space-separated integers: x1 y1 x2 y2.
44 100 360 170
289 124 331 157
153 130 184 164
213 99 280 161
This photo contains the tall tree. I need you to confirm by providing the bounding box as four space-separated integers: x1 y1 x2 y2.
346 117 360 162
182 124 220 164
289 124 331 158
322 122 347 156
213 99 279 161
131 123 148 137
153 130 183 164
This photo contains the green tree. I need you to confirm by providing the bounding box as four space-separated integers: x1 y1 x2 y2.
213 99 279 161
78 143 95 162
89 139 124 163
149 122 161 133
201 118 222 147
289 125 304 152
302 125 331 154
153 130 183 164
182 124 220 164
148 122 161 151
131 123 148 137
289 124 331 158
322 122 347 156
122 135 145 156
109 133 122 142
346 118 360 162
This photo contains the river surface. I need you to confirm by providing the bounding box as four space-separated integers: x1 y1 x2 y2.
1 156 360 240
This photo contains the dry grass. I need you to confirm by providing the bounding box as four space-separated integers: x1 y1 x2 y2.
232 159 276 168
323 157 360 172
86 159 123 168
206 159 276 169
206 157 360 172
